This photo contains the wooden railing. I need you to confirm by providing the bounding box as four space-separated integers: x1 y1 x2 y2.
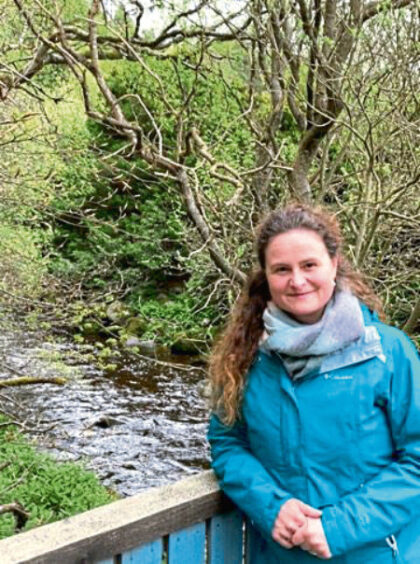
0 471 255 564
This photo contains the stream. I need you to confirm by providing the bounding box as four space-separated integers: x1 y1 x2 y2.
0 323 210 496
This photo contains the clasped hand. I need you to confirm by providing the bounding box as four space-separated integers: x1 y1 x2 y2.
271 498 332 559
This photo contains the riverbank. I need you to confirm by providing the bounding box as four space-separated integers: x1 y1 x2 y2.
0 416 116 539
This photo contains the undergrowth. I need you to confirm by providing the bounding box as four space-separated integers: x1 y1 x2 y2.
0 416 116 539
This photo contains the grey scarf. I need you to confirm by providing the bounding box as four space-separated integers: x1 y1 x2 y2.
260 291 365 379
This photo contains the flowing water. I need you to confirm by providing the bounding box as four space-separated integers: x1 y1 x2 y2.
0 325 210 496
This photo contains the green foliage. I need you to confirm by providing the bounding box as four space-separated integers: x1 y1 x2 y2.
49 166 187 288
102 51 254 169
40 56 245 344
0 417 115 539
0 225 47 299
130 277 219 346
1 1 418 344
60 0 90 20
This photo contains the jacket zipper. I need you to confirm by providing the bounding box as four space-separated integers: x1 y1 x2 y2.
386 535 399 559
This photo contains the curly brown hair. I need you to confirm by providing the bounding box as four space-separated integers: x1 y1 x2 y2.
209 203 384 425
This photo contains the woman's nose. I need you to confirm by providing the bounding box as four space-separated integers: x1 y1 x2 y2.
289 270 306 287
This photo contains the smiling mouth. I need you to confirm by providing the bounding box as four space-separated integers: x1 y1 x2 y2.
288 291 314 297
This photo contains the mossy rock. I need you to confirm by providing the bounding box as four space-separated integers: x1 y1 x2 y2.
106 301 130 324
80 320 102 335
125 316 148 336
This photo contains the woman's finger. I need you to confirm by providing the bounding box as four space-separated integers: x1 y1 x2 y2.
274 514 305 535
298 501 323 518
282 519 302 535
301 542 310 551
294 518 332 559
316 544 332 559
289 513 307 528
291 523 307 545
276 534 294 549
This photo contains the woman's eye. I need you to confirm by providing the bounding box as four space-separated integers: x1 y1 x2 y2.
304 262 316 269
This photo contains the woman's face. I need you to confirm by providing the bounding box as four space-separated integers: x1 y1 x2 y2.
264 228 338 324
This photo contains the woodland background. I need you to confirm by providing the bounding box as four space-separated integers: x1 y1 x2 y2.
1 0 419 350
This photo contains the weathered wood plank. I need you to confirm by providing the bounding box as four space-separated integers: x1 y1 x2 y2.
208 509 243 564
0 471 234 564
168 523 205 564
121 538 163 564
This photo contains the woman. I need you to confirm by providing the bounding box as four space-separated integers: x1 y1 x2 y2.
207 204 420 563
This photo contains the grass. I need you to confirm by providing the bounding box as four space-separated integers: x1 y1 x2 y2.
0 416 117 539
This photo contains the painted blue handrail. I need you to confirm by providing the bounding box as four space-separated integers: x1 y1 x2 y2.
99 509 246 564
0 471 256 564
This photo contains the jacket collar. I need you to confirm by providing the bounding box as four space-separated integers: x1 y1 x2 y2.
318 304 385 375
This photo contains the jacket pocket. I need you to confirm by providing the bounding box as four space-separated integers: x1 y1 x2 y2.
347 536 402 563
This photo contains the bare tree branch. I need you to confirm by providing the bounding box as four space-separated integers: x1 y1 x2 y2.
0 502 30 532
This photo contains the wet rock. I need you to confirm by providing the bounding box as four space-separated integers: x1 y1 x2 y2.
197 380 211 399
124 336 142 348
138 340 157 353
88 415 122 429
122 462 137 470
124 337 158 354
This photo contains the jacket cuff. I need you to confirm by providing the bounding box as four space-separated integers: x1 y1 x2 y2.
258 492 293 541
321 506 348 556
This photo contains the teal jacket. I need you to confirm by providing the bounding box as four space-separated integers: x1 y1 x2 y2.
208 308 420 563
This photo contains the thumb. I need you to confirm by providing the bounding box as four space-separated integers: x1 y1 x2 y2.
298 501 322 518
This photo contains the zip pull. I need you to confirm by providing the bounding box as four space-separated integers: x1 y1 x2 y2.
386 535 399 558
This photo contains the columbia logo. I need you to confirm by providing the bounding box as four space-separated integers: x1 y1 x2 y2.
324 374 353 380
